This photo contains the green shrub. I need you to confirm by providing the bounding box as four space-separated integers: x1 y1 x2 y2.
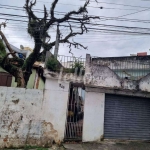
70 61 85 75
46 57 85 76
46 57 59 72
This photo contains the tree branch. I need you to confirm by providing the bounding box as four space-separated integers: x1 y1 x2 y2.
0 30 17 58
44 5 48 24
24 0 38 21
50 0 58 19
53 22 88 49
61 0 90 19
66 40 87 50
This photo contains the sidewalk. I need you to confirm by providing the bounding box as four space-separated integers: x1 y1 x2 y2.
63 141 150 150
2 141 150 150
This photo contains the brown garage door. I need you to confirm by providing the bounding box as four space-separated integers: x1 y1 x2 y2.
0 72 12 87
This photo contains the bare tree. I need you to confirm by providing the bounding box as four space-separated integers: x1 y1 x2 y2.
0 0 99 88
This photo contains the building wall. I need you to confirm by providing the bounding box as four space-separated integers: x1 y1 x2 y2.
0 67 7 72
38 77 45 90
0 87 45 148
0 82 69 148
26 69 36 89
43 78 69 142
83 92 105 142
84 54 150 94
82 54 150 142
92 55 150 80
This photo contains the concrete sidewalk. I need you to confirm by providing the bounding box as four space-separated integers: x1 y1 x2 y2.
2 141 150 150
63 141 150 150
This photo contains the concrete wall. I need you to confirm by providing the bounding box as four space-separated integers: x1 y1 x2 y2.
0 82 69 148
83 92 105 142
84 54 150 94
92 55 150 69
43 78 69 142
85 65 121 89
92 55 150 80
0 87 45 148
139 74 150 92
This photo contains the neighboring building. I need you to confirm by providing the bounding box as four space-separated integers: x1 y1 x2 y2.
0 42 45 89
43 53 150 142
83 54 150 141
92 53 150 80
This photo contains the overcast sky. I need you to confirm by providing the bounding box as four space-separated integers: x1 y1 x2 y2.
0 0 150 58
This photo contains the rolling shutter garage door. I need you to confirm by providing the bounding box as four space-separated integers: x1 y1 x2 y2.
104 94 150 140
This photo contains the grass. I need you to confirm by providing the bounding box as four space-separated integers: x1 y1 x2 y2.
3 145 49 150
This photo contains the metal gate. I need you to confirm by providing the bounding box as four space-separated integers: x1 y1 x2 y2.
65 83 85 140
104 94 150 140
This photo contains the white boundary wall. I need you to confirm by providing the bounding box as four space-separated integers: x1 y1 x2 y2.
0 80 69 148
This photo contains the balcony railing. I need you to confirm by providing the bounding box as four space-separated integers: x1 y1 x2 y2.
57 55 86 69
45 52 86 74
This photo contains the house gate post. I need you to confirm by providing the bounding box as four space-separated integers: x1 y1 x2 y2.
83 90 105 142
43 77 70 143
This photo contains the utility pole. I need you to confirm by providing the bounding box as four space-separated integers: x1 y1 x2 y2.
54 23 60 58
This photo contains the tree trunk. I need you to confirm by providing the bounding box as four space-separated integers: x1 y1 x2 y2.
22 41 42 86
16 68 26 88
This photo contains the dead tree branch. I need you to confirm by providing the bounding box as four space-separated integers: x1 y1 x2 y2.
0 30 17 58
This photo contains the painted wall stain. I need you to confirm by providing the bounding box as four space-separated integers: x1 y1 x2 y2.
12 99 19 104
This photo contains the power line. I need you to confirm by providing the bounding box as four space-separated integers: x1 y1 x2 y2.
6 34 149 39
5 24 150 36
0 1 103 10
2 4 150 24
116 8 150 18
7 21 150 32
0 4 66 15
0 3 145 14
80 0 150 9
37 0 104 9
0 4 142 12
2 12 150 31
6 36 150 43
80 36 150 43
2 10 150 37
101 8 150 22
6 15 150 24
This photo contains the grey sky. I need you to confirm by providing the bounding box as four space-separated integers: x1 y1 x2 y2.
0 0 150 58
